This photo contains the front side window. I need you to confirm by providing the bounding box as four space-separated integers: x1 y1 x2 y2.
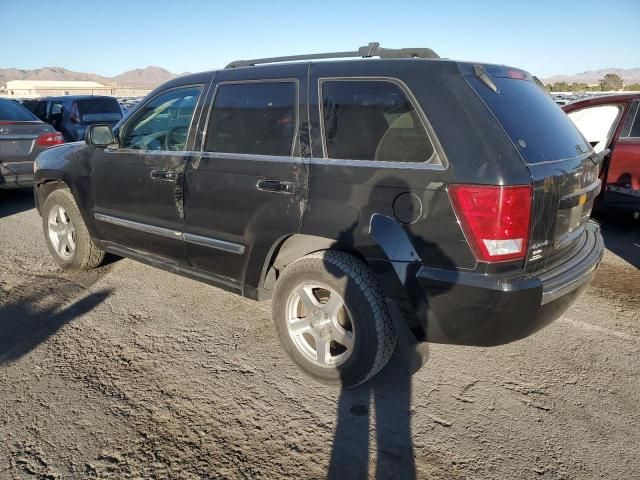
321 80 436 163
204 81 297 156
121 85 202 151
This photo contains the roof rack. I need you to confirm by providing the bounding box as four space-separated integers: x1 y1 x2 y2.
225 42 439 69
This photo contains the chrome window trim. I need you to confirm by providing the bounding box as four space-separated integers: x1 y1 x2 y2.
199 78 300 157
94 213 245 255
117 83 205 153
317 76 448 170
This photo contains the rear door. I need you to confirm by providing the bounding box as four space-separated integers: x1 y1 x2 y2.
184 66 307 293
605 100 640 208
465 67 601 271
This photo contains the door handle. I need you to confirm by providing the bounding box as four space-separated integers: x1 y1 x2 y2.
256 179 295 194
150 169 177 181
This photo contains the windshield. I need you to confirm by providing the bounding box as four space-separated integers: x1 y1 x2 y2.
78 98 122 122
467 75 591 163
0 99 40 122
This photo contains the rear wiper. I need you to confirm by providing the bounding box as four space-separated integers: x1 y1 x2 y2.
474 64 499 93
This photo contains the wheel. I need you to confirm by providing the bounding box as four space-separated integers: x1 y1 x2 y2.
272 250 396 387
42 189 105 270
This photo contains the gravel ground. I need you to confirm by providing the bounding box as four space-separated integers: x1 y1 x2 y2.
0 188 638 480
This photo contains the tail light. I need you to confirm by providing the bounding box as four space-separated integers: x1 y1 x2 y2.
36 132 65 147
71 102 81 123
449 184 532 262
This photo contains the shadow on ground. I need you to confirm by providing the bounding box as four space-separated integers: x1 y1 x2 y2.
328 309 429 479
0 188 35 219
597 214 640 269
0 270 113 364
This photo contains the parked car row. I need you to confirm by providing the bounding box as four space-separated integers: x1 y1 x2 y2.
18 96 125 142
31 43 606 386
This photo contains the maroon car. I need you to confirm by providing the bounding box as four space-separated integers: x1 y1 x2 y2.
563 94 640 215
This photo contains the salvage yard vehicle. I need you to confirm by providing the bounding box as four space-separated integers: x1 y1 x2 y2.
563 94 640 216
32 95 123 142
33 43 604 387
0 98 64 189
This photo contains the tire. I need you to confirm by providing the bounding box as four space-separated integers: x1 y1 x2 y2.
272 250 396 388
42 188 105 271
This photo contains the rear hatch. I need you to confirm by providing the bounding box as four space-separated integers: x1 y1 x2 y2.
464 65 600 272
75 98 123 125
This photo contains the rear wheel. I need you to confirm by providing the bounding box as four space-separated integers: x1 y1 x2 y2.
272 250 396 387
42 189 105 270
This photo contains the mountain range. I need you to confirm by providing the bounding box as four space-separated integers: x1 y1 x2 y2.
0 66 183 88
540 67 640 85
2 65 639 88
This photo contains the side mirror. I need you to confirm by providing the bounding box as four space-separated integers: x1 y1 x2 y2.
85 124 116 147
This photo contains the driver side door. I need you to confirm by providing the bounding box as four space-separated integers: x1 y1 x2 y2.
92 84 206 262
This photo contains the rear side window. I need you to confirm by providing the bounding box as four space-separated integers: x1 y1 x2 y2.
320 80 436 163
0 100 39 122
204 81 297 156
78 98 122 122
467 75 591 163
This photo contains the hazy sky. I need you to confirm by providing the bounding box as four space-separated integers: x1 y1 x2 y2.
1 0 638 78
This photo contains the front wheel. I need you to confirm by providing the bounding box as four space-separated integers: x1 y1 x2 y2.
42 189 105 271
272 250 396 388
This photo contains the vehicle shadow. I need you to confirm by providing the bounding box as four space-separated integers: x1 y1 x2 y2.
326 176 456 479
595 214 640 269
0 188 35 218
0 271 113 364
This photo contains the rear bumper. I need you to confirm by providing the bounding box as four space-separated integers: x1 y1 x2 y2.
0 161 34 189
406 221 604 346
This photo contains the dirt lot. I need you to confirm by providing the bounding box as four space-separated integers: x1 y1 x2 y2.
0 188 638 480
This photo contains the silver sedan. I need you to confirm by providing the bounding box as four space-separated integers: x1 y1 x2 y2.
0 98 64 189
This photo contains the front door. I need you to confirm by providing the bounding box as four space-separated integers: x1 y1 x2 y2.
92 84 205 262
184 68 308 294
605 100 640 209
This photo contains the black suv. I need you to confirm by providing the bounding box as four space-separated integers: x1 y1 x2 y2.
33 95 123 142
33 44 604 387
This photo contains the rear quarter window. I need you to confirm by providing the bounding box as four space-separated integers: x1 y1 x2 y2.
467 75 590 163
320 79 438 164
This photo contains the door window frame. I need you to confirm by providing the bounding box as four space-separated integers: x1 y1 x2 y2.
619 100 640 138
198 78 301 158
316 76 447 170
116 83 205 153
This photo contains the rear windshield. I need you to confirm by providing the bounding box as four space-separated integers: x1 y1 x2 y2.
467 76 590 163
0 100 39 122
78 98 122 122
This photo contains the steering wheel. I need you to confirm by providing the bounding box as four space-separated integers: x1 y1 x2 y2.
165 126 189 151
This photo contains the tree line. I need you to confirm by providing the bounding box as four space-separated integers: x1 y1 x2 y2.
545 73 640 92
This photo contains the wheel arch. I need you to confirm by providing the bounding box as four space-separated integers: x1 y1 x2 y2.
257 233 367 298
35 179 69 214
35 174 100 241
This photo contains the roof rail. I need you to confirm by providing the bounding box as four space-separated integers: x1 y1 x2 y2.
225 42 439 69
